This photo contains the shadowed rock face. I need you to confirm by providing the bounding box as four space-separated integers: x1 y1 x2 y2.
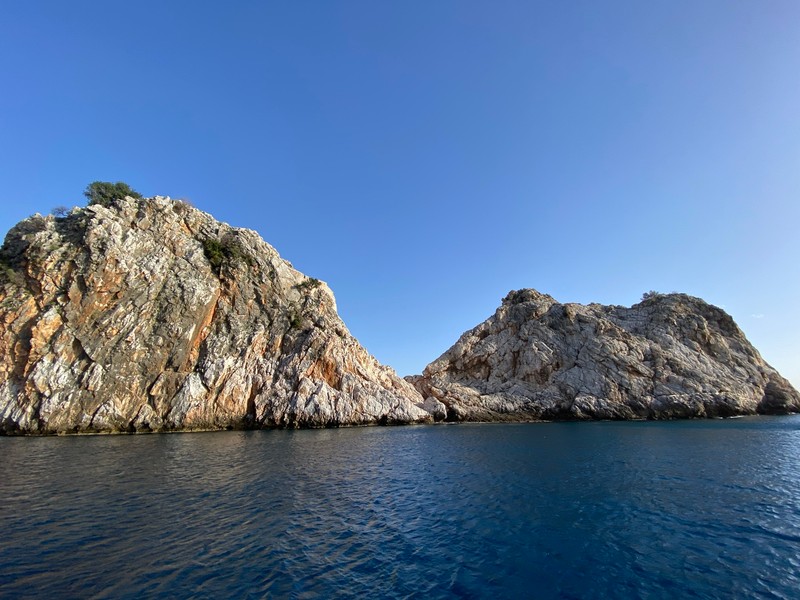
411 289 800 421
0 197 430 433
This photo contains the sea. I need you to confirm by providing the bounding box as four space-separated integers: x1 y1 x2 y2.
1 416 799 599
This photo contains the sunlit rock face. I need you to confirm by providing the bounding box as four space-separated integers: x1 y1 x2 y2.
411 289 800 421
0 196 430 433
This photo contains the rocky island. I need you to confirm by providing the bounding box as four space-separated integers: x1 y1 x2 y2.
0 195 430 433
1 192 797 433
410 289 800 421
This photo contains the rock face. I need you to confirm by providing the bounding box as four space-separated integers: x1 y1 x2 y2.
3 198 797 434
0 196 430 433
411 289 800 421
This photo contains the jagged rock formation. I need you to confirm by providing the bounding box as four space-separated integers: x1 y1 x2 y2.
0 196 430 433
3 196 797 433
411 289 800 421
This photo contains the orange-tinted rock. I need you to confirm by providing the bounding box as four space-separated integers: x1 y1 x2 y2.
0 197 430 433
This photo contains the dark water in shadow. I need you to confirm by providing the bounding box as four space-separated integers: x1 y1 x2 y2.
1 416 799 599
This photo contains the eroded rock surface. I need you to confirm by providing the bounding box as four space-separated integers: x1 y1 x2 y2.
411 289 800 421
0 196 429 433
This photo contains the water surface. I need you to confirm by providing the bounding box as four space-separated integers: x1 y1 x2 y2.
1 417 799 598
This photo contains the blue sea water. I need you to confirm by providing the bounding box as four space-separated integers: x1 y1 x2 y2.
1 417 799 599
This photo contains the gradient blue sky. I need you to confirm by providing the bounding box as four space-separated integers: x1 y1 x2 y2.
1 1 799 386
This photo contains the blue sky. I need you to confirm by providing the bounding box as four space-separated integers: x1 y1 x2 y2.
1 1 799 386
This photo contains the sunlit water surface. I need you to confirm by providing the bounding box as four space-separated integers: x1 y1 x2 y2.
1 417 799 599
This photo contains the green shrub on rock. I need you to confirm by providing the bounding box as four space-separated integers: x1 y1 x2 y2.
202 234 253 274
84 181 142 207
296 277 321 292
203 238 226 271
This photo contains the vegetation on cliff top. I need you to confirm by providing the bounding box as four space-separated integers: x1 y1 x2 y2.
84 181 142 207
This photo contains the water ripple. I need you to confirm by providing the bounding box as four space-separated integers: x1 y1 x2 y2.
1 417 799 598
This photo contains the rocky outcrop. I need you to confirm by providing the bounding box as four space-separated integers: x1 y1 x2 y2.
3 196 797 433
411 289 800 421
0 196 430 433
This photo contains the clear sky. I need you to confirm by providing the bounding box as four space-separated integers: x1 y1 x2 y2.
1 1 799 387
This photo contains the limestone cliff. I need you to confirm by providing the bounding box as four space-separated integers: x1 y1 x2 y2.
3 198 797 433
0 196 430 433
411 289 800 421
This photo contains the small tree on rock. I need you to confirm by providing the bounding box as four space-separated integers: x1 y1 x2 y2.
84 181 142 207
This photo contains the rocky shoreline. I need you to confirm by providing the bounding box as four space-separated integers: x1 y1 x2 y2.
2 196 798 434
411 289 800 422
